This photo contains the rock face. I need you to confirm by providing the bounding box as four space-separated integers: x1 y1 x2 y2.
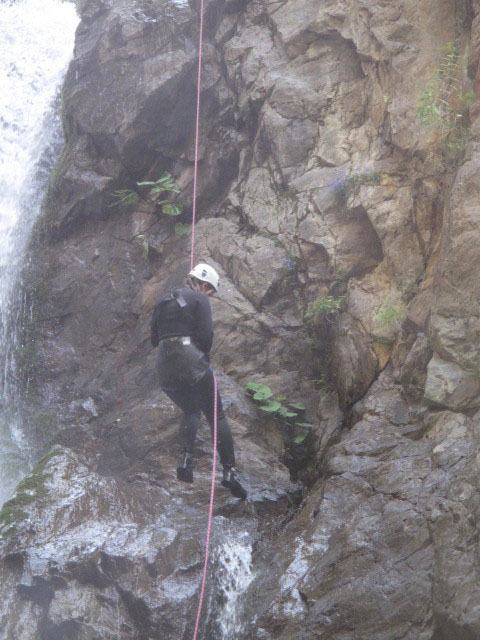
3 0 480 638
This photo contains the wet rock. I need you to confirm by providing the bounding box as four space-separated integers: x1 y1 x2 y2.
245 398 480 639
0 441 297 639
7 0 480 637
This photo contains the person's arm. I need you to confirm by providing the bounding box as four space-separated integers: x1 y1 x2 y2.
194 293 213 355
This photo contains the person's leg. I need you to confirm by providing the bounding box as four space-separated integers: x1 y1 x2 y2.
162 385 200 482
179 412 201 455
194 369 247 499
194 369 235 468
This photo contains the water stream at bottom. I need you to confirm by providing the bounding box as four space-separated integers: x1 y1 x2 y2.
206 523 255 639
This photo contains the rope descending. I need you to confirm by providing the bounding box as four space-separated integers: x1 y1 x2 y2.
189 0 205 272
192 376 218 640
190 0 218 637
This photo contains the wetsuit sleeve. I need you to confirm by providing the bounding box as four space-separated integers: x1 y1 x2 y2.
150 304 160 347
194 294 213 355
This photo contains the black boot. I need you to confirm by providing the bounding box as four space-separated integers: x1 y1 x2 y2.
222 466 247 500
176 452 194 483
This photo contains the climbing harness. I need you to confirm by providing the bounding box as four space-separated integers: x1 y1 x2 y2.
189 0 219 637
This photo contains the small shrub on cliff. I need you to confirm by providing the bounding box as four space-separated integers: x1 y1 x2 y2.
375 301 406 329
109 189 140 209
373 301 406 344
417 42 474 154
305 295 345 326
244 382 312 443
137 173 182 216
332 170 382 198
109 172 183 217
174 222 191 237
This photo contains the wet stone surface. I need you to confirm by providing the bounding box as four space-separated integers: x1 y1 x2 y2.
4 0 480 638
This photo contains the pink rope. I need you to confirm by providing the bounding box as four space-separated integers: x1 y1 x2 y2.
192 375 218 640
190 0 205 271
189 2 218 637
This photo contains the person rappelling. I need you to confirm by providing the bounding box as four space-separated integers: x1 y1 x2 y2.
151 263 247 500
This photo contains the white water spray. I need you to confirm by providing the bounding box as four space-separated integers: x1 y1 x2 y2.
0 0 78 504
208 528 255 639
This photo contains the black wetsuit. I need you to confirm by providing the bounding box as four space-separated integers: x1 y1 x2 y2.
151 287 235 467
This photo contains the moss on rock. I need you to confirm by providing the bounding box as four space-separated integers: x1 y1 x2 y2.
0 448 63 538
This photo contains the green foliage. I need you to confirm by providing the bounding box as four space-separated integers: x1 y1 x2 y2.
305 295 345 326
346 171 382 189
373 301 406 344
255 230 286 249
137 172 180 194
137 172 183 216
162 204 183 216
375 302 406 329
108 189 140 209
417 42 474 154
244 382 312 443
0 448 62 538
109 172 183 217
335 171 382 198
174 222 191 237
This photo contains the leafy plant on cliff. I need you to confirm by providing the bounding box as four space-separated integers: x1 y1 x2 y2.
305 295 345 326
331 170 382 198
375 301 406 329
417 42 475 154
174 222 191 237
373 301 406 344
109 172 183 219
137 173 182 216
244 382 312 443
109 189 140 209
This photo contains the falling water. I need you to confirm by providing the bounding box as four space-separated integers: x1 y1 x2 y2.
206 526 255 639
0 0 79 504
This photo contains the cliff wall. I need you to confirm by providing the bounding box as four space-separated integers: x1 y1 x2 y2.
1 0 480 638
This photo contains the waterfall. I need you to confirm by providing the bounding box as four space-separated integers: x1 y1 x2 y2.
0 0 78 505
206 525 255 639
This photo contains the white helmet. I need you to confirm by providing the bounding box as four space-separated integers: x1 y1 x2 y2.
188 263 220 291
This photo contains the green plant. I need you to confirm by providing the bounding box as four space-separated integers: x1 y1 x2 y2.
372 301 406 344
108 189 140 209
417 42 474 153
109 172 183 217
0 448 62 538
334 171 382 197
244 382 312 443
137 172 182 216
347 171 382 188
305 295 345 326
309 375 329 395
255 230 286 249
174 222 191 237
375 302 406 329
